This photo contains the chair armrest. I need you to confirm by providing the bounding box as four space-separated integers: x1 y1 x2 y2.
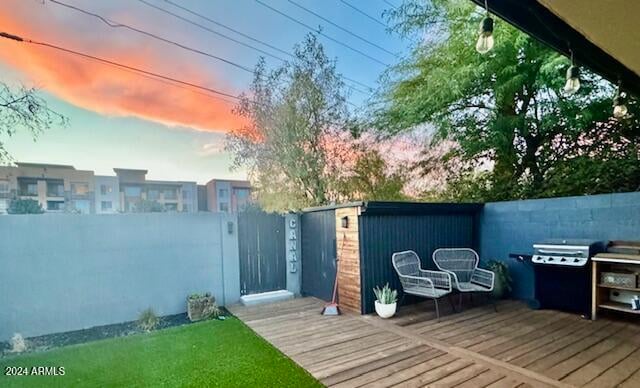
433 269 459 291
418 270 453 292
471 268 495 290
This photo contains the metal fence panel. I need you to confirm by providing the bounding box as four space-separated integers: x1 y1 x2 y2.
238 212 286 295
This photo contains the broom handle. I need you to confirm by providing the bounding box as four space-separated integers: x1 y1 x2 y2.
331 233 347 304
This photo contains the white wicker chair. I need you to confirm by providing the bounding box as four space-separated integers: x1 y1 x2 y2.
432 248 496 311
392 250 453 321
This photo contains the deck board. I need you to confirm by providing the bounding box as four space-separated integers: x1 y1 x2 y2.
229 297 639 387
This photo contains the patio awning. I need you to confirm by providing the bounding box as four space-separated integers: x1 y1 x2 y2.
470 0 640 96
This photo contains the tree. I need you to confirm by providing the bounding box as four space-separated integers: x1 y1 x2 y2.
1 83 68 162
7 198 44 214
336 149 408 201
226 34 354 212
137 200 165 213
375 0 640 201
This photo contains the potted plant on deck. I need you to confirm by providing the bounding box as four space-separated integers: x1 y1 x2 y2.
373 283 398 319
487 260 513 299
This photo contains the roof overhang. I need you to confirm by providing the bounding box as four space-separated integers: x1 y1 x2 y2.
470 0 640 96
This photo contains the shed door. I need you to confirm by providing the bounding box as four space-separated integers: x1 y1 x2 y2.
301 210 337 301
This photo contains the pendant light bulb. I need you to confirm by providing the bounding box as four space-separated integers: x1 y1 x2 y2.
564 65 580 95
476 17 494 54
613 86 627 119
476 1 494 54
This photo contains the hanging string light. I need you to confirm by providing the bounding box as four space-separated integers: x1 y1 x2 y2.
475 0 494 54
563 50 580 95
613 82 628 119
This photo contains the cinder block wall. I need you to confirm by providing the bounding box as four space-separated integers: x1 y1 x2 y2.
479 192 640 300
0 213 239 341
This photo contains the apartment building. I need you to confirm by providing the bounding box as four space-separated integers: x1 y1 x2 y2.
94 175 120 214
113 168 198 213
0 163 95 214
205 179 251 213
0 162 241 215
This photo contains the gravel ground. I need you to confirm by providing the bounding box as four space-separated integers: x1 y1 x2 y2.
0 310 228 358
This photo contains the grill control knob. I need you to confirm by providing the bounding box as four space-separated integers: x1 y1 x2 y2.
548 257 554 261
560 257 566 262
574 258 581 263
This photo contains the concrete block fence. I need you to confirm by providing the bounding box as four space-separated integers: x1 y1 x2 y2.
0 213 239 341
479 191 640 300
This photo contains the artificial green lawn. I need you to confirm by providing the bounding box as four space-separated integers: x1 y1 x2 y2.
0 318 322 388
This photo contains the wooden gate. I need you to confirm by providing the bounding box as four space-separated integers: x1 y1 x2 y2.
237 211 286 295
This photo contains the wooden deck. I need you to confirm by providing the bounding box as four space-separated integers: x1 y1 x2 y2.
229 298 640 387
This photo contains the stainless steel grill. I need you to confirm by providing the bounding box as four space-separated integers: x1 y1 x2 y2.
532 239 600 267
531 239 605 317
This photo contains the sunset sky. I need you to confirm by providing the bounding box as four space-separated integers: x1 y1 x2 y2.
0 0 407 183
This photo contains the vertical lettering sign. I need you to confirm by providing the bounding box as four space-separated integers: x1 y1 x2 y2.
288 218 297 273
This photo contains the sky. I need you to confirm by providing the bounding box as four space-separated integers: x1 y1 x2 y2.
0 0 409 184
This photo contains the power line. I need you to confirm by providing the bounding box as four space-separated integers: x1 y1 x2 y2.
383 0 397 10
47 0 267 74
138 0 374 93
0 31 360 127
253 0 390 67
0 31 242 102
286 0 396 57
339 0 388 28
160 0 292 60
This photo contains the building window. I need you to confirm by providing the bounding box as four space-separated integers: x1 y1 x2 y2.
74 200 91 214
20 182 38 196
71 182 89 196
218 188 228 199
101 201 112 211
182 189 190 200
47 182 64 197
100 184 112 195
165 203 178 211
219 202 229 212
0 199 8 213
164 189 177 200
0 180 9 198
147 189 160 200
124 186 141 197
47 201 64 211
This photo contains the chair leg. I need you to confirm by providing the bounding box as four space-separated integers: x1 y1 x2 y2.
490 294 498 313
434 298 440 322
448 294 457 313
470 293 474 306
399 291 406 309
458 292 463 311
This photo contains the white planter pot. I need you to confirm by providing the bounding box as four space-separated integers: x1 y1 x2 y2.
374 301 397 318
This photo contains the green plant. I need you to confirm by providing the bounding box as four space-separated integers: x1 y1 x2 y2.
137 308 159 332
188 292 212 300
373 283 398 305
487 260 513 297
7 199 44 214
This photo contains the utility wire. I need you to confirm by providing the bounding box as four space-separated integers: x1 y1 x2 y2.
254 0 389 67
138 0 372 93
383 0 397 11
339 0 388 28
0 31 242 102
160 0 291 60
286 0 396 56
47 0 261 73
0 31 360 127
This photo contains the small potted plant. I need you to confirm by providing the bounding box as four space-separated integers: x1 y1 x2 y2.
373 283 398 319
187 292 217 322
487 260 512 299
